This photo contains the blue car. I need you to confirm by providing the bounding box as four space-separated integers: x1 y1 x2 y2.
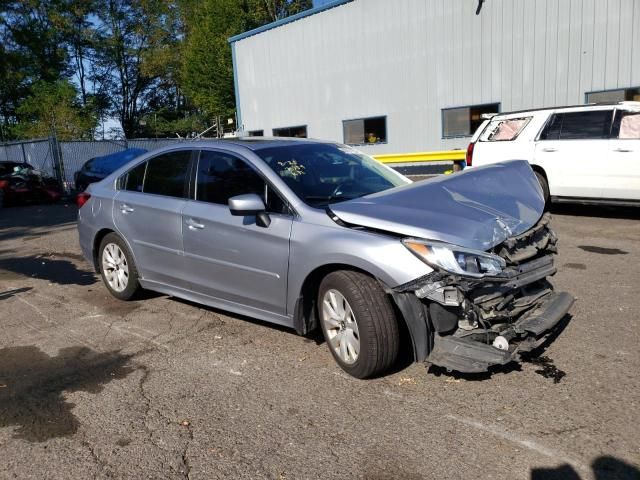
74 148 147 191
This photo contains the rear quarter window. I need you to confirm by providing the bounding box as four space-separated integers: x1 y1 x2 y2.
613 111 640 139
479 117 532 142
122 162 147 192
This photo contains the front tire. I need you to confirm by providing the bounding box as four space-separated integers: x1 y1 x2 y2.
318 270 399 379
534 171 550 206
98 233 141 300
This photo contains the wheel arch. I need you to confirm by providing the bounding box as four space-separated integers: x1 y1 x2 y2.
530 164 551 201
92 228 138 275
92 228 115 271
292 262 421 362
530 163 547 179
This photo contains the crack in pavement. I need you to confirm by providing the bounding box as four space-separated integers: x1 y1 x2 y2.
135 362 195 479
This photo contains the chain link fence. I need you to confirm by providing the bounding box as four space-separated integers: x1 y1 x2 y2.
0 137 183 192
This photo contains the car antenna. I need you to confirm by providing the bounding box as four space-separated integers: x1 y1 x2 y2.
195 123 217 139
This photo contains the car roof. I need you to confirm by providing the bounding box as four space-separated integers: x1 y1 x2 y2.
493 101 640 118
184 136 333 152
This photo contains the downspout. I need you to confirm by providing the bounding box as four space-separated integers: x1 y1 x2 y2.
231 41 243 133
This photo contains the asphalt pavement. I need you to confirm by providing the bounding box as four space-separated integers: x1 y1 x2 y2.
0 202 638 480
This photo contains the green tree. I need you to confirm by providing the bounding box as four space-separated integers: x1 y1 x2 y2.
180 0 246 123
0 0 71 138
92 0 176 137
15 80 96 140
178 0 311 131
246 0 313 26
0 0 313 140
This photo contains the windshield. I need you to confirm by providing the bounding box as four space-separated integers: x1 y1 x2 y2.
255 143 410 207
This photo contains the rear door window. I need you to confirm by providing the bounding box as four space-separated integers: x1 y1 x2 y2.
539 110 613 140
143 150 191 198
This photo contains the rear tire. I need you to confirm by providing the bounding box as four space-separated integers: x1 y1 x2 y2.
98 233 141 300
318 270 399 379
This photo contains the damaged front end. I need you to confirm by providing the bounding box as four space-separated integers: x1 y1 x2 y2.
394 213 575 373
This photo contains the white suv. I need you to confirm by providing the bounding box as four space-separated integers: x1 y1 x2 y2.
466 102 640 205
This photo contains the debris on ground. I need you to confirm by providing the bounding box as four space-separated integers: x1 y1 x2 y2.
526 356 566 383
398 376 416 386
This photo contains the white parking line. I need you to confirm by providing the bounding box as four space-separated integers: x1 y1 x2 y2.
446 414 589 475
14 295 98 350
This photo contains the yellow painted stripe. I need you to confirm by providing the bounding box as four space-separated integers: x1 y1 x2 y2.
373 150 466 163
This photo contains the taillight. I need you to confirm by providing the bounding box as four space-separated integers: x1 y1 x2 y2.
465 142 475 167
77 192 91 208
0 180 8 189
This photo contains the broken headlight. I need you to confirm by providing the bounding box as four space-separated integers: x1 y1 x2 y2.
402 239 505 278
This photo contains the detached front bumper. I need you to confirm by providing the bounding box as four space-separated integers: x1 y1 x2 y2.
427 291 574 373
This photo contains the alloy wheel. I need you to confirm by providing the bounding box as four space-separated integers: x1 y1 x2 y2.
102 243 129 292
321 289 360 364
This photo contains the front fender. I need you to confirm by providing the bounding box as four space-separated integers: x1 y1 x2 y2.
287 220 432 315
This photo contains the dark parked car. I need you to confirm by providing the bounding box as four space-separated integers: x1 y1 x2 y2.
74 148 147 191
0 161 33 176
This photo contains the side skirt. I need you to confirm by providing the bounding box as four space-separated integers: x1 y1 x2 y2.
139 279 294 329
551 196 640 207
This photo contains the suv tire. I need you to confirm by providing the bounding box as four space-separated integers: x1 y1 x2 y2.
534 171 550 206
318 270 399 379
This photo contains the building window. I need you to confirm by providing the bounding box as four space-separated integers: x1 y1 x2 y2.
272 125 307 138
248 130 264 137
343 116 387 145
586 87 640 104
442 103 500 138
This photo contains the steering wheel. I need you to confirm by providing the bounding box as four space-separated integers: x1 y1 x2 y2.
330 180 357 199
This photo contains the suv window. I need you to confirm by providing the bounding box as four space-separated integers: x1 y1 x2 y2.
612 111 640 139
143 150 191 198
540 110 613 140
196 150 288 214
480 117 531 142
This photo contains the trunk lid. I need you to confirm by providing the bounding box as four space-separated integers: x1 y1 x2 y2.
329 160 545 251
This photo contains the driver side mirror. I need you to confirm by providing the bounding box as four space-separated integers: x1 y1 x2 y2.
228 193 271 228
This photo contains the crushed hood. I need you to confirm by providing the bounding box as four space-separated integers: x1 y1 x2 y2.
329 160 545 251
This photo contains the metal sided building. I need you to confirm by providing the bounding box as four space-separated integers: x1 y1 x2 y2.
229 0 640 155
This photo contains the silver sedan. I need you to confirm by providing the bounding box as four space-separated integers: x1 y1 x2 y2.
78 138 573 378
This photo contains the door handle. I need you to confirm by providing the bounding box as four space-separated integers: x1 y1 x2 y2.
613 148 632 153
120 204 134 213
542 147 557 152
186 218 204 230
